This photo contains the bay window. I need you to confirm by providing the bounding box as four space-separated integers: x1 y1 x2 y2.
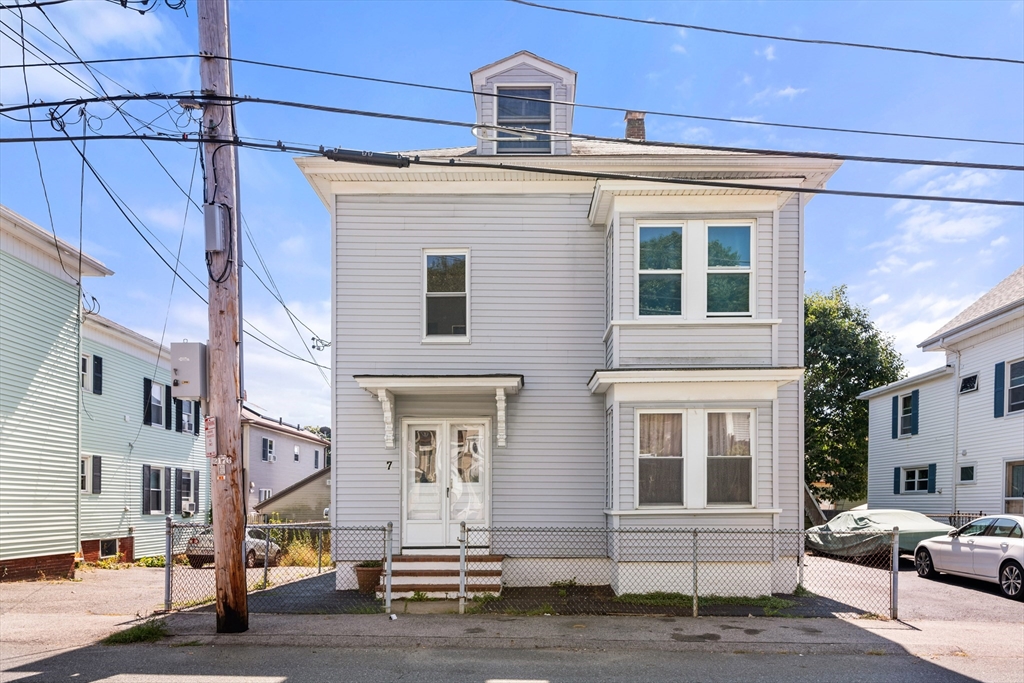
707 225 752 315
706 412 753 505
638 413 684 505
638 227 683 316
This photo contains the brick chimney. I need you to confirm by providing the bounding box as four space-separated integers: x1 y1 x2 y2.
625 111 646 141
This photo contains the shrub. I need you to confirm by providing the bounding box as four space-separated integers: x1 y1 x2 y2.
135 556 165 568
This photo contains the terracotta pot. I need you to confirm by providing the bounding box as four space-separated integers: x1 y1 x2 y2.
355 565 382 594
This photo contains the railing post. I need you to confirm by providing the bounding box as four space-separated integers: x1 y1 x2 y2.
692 529 698 619
459 521 467 615
318 528 323 575
891 526 899 620
164 515 172 611
385 522 393 614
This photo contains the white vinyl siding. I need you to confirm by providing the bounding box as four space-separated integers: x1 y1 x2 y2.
0 251 80 562
245 425 329 514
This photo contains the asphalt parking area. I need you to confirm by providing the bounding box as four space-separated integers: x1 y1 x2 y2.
895 556 1024 622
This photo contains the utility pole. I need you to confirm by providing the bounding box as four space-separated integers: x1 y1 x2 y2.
199 0 247 633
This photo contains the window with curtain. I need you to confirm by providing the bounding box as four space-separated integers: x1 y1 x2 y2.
638 413 684 505
707 412 752 505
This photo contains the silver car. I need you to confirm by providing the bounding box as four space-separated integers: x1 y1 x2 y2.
914 515 1024 600
185 528 282 569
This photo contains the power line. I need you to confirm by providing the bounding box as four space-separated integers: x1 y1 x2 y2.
510 0 1024 66
6 93 1024 173
5 53 1022 147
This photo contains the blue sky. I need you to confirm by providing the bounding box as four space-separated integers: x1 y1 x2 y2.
1 0 1022 426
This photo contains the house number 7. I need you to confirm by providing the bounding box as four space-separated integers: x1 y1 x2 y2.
386 461 393 470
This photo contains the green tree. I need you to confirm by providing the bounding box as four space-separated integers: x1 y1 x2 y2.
804 286 904 503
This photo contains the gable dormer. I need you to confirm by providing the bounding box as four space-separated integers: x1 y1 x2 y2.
471 51 576 156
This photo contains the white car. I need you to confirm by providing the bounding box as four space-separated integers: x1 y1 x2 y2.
185 528 282 569
914 515 1024 600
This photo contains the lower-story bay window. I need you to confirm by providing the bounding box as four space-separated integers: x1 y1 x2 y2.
636 408 756 509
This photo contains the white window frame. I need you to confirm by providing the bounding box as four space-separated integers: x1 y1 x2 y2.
314 449 320 469
635 223 685 318
181 399 195 433
636 409 686 508
422 248 471 343
899 393 913 437
149 381 164 427
1007 358 1024 414
81 354 92 392
147 465 164 514
258 488 273 502
633 407 757 510
957 462 977 486
902 466 930 494
180 470 193 506
80 456 93 494
494 84 554 155
262 437 275 462
1005 458 1024 514
294 445 300 462
958 373 979 395
705 220 756 318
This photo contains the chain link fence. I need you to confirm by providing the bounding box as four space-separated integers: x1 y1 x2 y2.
167 521 391 614
166 521 897 619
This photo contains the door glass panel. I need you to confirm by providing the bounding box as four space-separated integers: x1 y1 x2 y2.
407 427 441 520
449 425 485 522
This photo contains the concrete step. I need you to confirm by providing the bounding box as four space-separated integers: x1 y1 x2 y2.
388 583 502 594
393 554 504 563
392 569 501 578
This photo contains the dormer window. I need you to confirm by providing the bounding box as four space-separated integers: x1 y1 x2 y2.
496 87 551 154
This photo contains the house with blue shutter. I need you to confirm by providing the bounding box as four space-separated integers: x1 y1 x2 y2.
861 266 1024 517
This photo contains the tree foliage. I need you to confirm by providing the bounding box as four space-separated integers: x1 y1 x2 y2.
804 286 905 502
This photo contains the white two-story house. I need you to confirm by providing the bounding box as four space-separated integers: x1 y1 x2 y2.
862 266 1024 518
299 52 840 591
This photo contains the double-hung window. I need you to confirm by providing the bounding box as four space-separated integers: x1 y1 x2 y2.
1009 360 1024 414
638 412 684 505
181 400 194 433
294 445 300 462
638 227 683 316
148 382 164 426
904 467 930 492
81 354 92 391
496 87 551 154
262 438 275 462
424 251 468 339
900 394 913 436
706 412 753 505
145 466 164 513
707 225 752 315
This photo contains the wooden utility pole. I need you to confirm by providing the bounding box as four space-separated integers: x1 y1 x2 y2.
199 0 247 633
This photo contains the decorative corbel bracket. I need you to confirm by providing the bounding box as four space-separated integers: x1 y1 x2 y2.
377 389 396 449
496 387 507 447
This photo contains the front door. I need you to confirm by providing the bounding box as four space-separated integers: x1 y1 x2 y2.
402 420 489 547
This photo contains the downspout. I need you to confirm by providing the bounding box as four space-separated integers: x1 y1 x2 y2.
951 346 961 517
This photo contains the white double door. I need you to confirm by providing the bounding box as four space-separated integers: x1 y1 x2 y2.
402 420 489 547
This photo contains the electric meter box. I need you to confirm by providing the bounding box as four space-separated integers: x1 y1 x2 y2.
171 342 207 400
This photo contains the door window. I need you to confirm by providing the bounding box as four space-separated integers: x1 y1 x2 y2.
407 428 441 520
958 519 993 537
449 425 485 522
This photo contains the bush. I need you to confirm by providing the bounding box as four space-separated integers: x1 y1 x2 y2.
135 556 165 568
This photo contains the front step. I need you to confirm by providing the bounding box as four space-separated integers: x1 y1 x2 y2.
380 553 504 599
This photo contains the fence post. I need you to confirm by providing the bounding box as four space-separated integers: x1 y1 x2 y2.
798 531 805 590
263 526 270 588
459 521 467 615
164 515 172 611
692 529 698 618
318 528 323 575
385 522 393 614
891 526 899 620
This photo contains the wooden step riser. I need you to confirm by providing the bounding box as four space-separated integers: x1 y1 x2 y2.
387 562 501 572
394 554 504 563
383 583 502 594
391 578 499 587
392 569 501 578
387 590 497 600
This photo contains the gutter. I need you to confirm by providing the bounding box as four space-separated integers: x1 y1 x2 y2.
856 365 954 400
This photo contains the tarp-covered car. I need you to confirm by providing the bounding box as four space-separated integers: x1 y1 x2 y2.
806 510 954 558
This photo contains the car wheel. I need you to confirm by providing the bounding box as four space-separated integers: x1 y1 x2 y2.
999 561 1023 600
270 551 281 567
915 548 937 579
188 557 205 569
245 550 257 569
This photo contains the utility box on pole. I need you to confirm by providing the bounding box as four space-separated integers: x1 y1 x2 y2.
170 342 207 400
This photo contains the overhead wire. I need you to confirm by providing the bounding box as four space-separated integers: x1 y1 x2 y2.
4 53 1021 147
509 0 1024 65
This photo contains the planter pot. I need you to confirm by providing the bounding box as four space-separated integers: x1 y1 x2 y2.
355 566 383 594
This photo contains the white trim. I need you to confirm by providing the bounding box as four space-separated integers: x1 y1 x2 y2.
605 508 781 517
422 248 470 343
898 392 914 438
958 372 980 395
590 367 802 394
377 389 396 449
919 303 1024 351
1007 358 1024 415
81 353 92 393
634 222 685 319
901 466 931 494
705 219 756 318
79 455 95 495
601 318 781 343
355 376 523 395
857 365 953 400
146 465 165 515
956 461 977 486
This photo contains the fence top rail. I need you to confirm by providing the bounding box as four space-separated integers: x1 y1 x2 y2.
171 522 388 532
466 525 893 535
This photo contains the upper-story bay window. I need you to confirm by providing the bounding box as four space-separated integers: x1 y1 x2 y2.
638 226 683 316
496 87 551 154
707 225 753 316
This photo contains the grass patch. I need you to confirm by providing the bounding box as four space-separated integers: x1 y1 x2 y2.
93 554 132 570
135 556 165 568
613 591 795 614
173 596 215 609
549 578 578 588
407 591 429 602
249 577 273 591
792 583 816 598
102 620 168 645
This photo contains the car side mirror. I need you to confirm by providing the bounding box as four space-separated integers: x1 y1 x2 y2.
947 530 959 537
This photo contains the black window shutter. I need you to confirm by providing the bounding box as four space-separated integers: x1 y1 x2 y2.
174 468 183 514
262 438 268 461
92 356 103 395
995 362 1005 418
927 463 937 493
193 469 200 509
910 389 920 435
175 400 183 433
164 467 172 513
193 402 201 436
893 467 901 495
92 456 102 494
142 465 152 514
891 396 899 439
143 378 153 425
164 385 173 429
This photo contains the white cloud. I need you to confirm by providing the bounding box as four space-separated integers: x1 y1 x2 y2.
906 260 935 274
671 44 687 54
279 235 307 257
756 45 777 61
991 235 1010 247
868 255 906 275
872 291 982 373
750 85 807 104
740 73 753 86
870 293 890 305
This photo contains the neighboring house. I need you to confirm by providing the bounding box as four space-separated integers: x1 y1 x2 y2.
0 205 111 580
242 407 330 515
862 266 1024 517
253 466 332 522
298 52 840 592
79 313 210 562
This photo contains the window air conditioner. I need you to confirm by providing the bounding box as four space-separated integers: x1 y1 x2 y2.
183 501 197 515
269 454 277 463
